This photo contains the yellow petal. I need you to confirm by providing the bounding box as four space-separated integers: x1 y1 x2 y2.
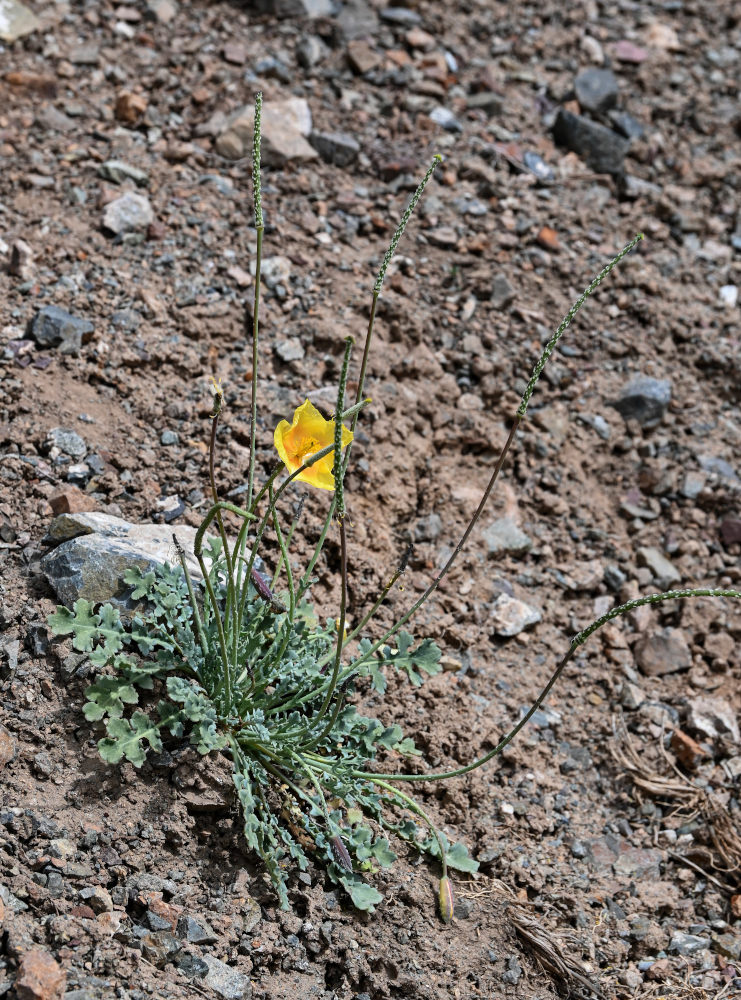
273 399 354 491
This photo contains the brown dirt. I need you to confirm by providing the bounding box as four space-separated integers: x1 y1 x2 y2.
0 1 739 999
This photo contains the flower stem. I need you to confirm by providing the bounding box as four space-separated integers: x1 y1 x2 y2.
353 587 741 783
247 92 263 513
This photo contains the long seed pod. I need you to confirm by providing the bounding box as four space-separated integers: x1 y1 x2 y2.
439 875 455 924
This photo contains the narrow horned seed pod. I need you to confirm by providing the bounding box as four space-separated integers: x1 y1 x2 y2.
331 834 353 872
439 875 454 924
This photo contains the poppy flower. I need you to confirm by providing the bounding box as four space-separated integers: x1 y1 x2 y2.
274 399 353 491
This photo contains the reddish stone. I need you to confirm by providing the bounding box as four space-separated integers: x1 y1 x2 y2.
115 91 147 124
69 905 96 920
536 226 560 251
614 40 648 63
15 949 66 1000
49 487 97 515
670 728 708 769
719 517 741 546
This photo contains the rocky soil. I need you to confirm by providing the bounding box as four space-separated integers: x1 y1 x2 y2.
0 0 740 998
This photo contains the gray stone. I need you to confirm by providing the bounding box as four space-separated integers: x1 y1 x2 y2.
489 593 541 637
669 931 710 956
414 513 442 542
78 885 113 913
610 376 672 428
27 305 94 354
608 109 645 139
8 238 34 280
141 931 181 967
35 105 76 132
491 273 515 310
634 628 691 677
147 0 177 23
552 109 630 175
160 430 179 446
98 160 149 187
680 471 705 499
202 955 252 999
309 130 360 167
176 913 218 944
637 546 680 587
688 696 740 744
103 192 154 235
335 0 378 42
260 255 293 290
0 0 40 42
177 953 209 977
46 427 87 459
621 682 646 710
253 0 331 15
216 98 317 164
275 339 305 363
501 955 522 985
296 35 327 69
69 43 100 65
574 68 619 114
41 511 204 607
380 6 421 26
429 106 462 132
482 517 532 556
465 91 503 116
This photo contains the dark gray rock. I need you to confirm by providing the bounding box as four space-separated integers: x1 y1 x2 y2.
610 376 672 428
296 35 327 69
98 160 149 187
41 511 202 607
491 273 515 310
177 913 218 944
27 305 94 354
608 109 645 139
552 109 630 175
309 130 360 167
46 427 87 459
380 6 421 26
669 931 710 956
574 68 619 114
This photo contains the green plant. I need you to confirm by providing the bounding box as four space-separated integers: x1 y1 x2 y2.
48 95 741 919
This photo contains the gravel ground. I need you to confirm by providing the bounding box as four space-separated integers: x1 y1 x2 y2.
0 1 739 998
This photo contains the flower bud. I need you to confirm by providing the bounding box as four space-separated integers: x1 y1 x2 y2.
331 835 353 872
439 875 454 924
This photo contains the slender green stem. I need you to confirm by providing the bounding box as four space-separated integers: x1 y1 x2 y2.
206 406 239 677
196 548 231 708
272 497 303 588
269 483 296 620
247 91 263 512
172 534 209 663
297 496 337 601
290 518 349 741
333 338 353 516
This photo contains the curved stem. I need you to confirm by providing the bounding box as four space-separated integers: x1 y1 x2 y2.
352 587 741 784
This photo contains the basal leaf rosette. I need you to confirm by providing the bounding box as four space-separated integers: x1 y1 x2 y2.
274 399 353 491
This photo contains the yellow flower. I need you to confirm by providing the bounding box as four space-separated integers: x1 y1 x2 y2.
274 399 353 491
